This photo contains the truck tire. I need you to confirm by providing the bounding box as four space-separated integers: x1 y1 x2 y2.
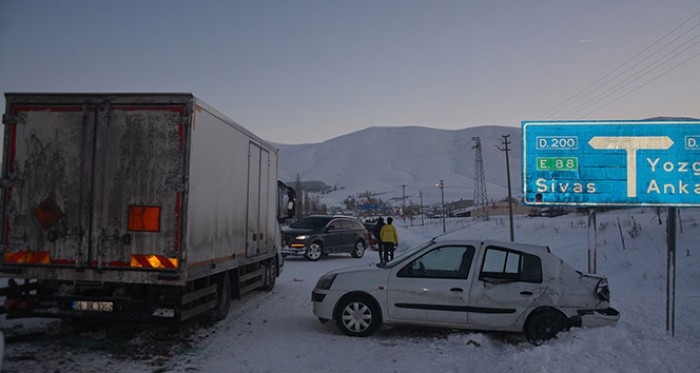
305 242 323 261
261 258 277 292
212 272 232 321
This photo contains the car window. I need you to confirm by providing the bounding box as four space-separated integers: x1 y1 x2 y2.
397 245 475 279
480 246 542 283
337 219 352 230
327 219 340 231
351 220 364 230
289 216 332 229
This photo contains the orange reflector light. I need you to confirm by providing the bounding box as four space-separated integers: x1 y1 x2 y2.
4 251 50 264
128 205 161 232
130 254 178 269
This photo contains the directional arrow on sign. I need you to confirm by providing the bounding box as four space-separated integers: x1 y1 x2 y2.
588 136 674 197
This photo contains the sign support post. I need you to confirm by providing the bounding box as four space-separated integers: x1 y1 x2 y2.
666 207 676 336
588 208 597 274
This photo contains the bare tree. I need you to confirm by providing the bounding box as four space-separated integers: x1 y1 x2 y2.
295 174 303 219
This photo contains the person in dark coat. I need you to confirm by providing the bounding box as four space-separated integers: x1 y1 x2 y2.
373 217 385 263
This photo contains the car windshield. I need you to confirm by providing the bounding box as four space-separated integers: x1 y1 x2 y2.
379 240 434 268
289 216 334 229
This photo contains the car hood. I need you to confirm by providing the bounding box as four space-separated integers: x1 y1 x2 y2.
328 263 380 276
325 264 390 290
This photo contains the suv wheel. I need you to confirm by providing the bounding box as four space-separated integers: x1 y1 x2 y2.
305 242 323 261
351 240 366 258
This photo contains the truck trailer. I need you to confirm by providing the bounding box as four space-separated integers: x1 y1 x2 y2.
0 93 295 322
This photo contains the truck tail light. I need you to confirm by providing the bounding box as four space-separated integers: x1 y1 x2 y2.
128 206 161 232
4 299 35 310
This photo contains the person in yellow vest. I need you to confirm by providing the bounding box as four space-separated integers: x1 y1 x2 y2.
379 217 398 263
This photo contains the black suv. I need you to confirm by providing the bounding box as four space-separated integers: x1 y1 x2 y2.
282 215 368 261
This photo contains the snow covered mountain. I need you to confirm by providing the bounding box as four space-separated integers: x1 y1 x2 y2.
276 125 521 208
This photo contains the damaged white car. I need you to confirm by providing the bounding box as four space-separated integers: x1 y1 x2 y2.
312 239 619 344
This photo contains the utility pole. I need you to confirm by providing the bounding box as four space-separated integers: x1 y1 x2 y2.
436 180 446 233
401 184 407 226
417 191 424 226
472 137 489 221
502 135 515 241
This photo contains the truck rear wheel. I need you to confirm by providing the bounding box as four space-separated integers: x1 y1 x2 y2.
212 272 232 321
262 258 277 291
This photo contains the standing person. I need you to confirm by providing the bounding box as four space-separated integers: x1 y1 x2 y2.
380 217 398 263
373 217 385 263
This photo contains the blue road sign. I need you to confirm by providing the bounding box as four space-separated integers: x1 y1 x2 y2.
522 119 700 207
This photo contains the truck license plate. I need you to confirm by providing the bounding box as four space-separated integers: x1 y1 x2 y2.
72 300 114 312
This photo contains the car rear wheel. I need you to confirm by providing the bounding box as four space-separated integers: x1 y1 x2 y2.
524 308 569 344
351 240 366 258
336 295 379 337
305 242 323 261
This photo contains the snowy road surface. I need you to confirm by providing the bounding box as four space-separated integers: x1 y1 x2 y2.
2 209 700 373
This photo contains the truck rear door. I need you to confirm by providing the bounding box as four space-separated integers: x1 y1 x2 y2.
2 96 186 275
247 142 271 257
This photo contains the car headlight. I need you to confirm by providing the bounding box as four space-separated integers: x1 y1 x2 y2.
315 273 337 290
295 235 309 240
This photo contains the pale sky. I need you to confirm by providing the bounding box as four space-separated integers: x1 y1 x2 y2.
1 0 699 144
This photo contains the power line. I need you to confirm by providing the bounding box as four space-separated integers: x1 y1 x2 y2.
580 46 700 118
561 28 700 119
536 10 700 120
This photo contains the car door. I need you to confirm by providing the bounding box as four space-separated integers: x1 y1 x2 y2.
467 245 547 331
348 220 366 249
386 245 475 325
337 219 355 251
323 218 344 251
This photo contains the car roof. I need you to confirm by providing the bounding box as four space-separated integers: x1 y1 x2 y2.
431 238 551 255
305 214 359 220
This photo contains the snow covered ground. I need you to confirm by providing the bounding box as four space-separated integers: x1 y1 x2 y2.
2 208 699 373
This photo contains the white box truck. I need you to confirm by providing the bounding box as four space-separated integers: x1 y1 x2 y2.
0 93 295 322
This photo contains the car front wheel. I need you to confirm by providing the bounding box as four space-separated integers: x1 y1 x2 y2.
336 295 379 337
351 240 366 258
305 242 323 261
524 308 569 344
